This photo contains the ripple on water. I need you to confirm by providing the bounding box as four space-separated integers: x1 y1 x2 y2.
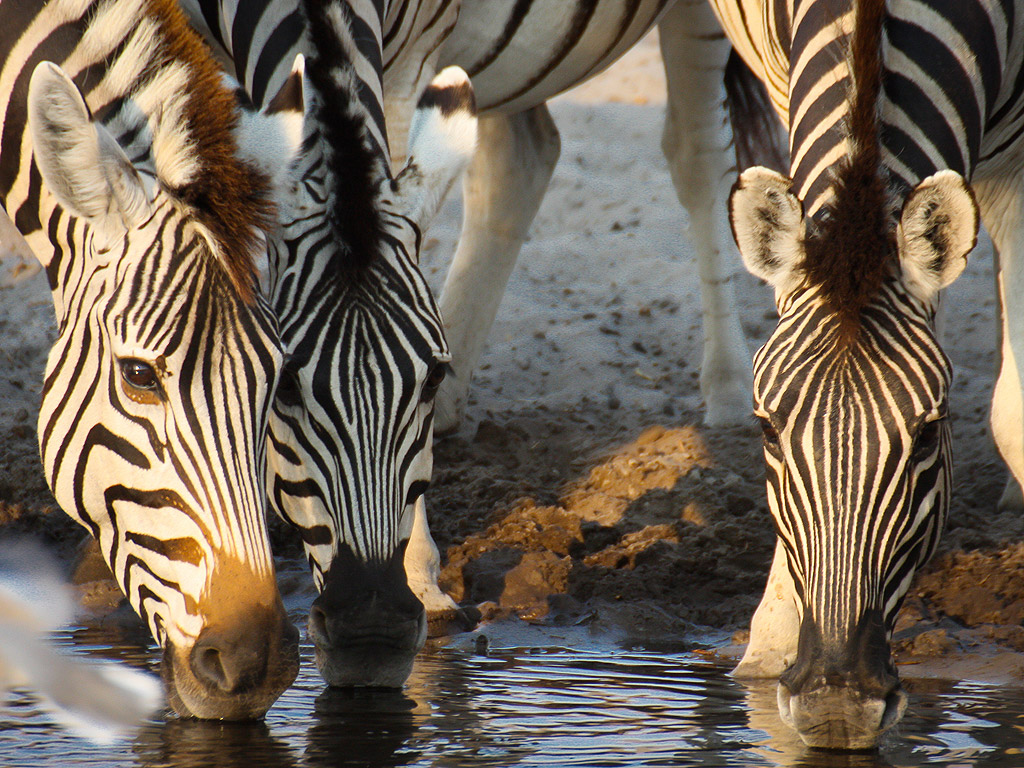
0 624 1021 768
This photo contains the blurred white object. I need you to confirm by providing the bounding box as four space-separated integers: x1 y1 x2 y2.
0 542 163 743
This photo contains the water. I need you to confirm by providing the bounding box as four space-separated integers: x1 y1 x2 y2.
2 619 1023 768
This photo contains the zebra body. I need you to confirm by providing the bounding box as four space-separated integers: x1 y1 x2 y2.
414 0 758 438
710 0 1020 748
182 0 478 686
0 0 300 718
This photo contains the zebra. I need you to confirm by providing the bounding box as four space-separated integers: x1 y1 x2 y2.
181 0 770 683
705 0 1024 749
181 0 478 687
0 0 304 719
378 0 761 437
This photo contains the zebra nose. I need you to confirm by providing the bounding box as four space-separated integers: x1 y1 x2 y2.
190 626 269 694
309 583 423 647
777 609 906 748
307 542 426 687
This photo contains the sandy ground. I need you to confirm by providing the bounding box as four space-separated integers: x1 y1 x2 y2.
3 32 1024 685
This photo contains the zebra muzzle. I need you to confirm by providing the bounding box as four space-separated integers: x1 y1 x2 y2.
308 541 426 688
162 562 300 720
776 610 906 749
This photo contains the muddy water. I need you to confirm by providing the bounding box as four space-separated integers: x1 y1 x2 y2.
2 618 1022 768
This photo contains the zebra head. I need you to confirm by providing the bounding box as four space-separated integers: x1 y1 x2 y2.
25 54 298 719
234 46 476 687
730 164 978 748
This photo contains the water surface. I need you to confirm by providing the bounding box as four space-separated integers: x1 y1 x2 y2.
2 618 1022 767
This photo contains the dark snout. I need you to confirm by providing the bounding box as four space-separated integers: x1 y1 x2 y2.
308 541 426 688
778 611 906 749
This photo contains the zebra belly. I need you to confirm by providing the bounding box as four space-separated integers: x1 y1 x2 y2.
440 0 672 115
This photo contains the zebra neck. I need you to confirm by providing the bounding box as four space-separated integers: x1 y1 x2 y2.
787 0 1001 217
302 0 389 163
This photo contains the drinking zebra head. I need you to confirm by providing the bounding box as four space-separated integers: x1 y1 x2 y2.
726 0 978 749
229 1 477 688
5 0 300 719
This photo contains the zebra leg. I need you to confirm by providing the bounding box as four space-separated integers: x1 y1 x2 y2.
404 496 465 635
434 106 561 433
733 538 800 678
978 178 1024 512
658 1 752 427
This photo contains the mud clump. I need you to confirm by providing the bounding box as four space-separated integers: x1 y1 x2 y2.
432 417 775 633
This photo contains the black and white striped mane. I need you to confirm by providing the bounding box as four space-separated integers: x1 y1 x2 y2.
801 0 895 344
135 0 275 303
301 0 388 277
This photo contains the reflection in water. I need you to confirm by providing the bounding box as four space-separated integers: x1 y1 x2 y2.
305 688 420 767
133 718 297 768
3 620 1023 767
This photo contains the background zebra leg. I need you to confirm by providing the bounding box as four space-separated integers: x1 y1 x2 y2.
658 0 752 427
981 180 1024 512
733 538 800 678
434 106 561 434
404 496 465 635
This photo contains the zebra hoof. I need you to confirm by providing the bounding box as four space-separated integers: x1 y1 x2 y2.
427 605 480 638
702 399 754 428
998 474 1024 512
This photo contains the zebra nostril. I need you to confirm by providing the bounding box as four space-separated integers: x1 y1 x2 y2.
189 630 267 695
191 643 230 692
309 604 331 645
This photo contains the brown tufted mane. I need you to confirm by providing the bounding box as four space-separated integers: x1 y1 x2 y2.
147 0 274 304
801 0 894 344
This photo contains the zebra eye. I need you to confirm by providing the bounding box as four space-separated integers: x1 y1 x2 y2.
275 366 302 408
758 416 781 450
120 359 159 391
911 417 944 462
421 361 448 402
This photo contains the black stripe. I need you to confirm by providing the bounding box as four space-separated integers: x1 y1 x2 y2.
252 7 305 106
495 1 601 107
464 0 532 76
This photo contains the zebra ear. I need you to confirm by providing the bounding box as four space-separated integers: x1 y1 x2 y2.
27 62 153 235
393 67 477 239
232 54 306 201
729 167 805 296
898 170 978 303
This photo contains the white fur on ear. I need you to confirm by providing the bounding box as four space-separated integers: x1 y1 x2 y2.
28 62 153 234
232 54 306 204
396 66 478 233
898 169 978 303
729 166 805 297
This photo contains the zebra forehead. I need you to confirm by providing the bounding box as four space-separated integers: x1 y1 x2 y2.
756 291 950 416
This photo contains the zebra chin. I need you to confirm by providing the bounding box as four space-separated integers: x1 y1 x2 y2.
308 541 426 688
776 610 906 750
